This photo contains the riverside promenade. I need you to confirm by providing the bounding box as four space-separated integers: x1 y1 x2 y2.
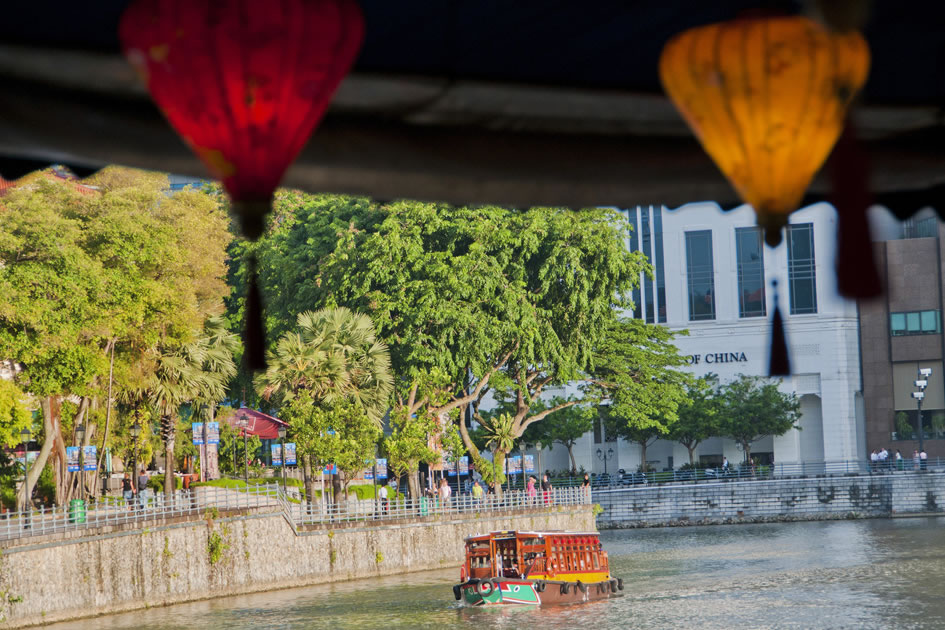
0 486 593 628
593 470 945 528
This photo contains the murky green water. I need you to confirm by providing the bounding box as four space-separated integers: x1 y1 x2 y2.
47 517 945 630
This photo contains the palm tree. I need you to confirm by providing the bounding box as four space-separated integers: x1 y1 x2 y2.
256 307 393 504
257 307 393 425
150 318 238 496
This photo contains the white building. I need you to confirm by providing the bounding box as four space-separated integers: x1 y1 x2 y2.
533 202 864 475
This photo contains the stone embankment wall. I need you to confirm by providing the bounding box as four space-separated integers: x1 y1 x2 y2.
596 472 945 528
0 505 594 628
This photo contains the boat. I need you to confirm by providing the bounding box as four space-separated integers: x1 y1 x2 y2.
453 530 624 606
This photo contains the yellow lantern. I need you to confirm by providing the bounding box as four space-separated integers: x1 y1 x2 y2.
659 15 869 245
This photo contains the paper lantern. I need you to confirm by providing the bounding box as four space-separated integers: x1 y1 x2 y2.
119 0 364 240
120 0 363 369
659 15 869 246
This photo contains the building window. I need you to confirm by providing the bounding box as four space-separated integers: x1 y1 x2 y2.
735 227 766 318
628 207 667 323
786 223 817 315
901 216 937 239
685 230 715 321
891 310 941 336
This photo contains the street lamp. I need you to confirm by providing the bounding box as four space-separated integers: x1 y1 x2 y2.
75 423 86 500
914 367 932 465
596 447 615 477
20 427 31 511
235 417 250 484
130 420 142 494
277 425 287 494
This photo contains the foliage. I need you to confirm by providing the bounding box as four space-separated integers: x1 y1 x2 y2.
718 375 802 462
256 307 393 425
520 397 592 473
669 375 722 465
216 418 262 476
283 394 382 487
587 318 691 436
895 411 913 438
0 380 33 448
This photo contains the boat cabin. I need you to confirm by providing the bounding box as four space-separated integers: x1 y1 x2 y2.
463 530 609 581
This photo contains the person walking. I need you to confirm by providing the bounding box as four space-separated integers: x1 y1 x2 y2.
121 473 134 511
471 480 484 508
526 475 537 504
920 449 928 471
541 474 552 505
895 449 903 471
137 469 149 510
913 449 921 471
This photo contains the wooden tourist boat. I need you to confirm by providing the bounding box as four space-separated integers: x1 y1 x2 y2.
453 530 624 606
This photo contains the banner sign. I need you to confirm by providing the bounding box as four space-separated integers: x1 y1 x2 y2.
66 447 80 472
524 454 535 473
83 446 97 471
507 455 522 474
206 422 220 445
285 443 296 466
323 463 337 475
271 444 282 466
447 456 469 476
192 422 204 445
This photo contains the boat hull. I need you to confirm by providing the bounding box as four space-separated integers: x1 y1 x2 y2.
457 577 622 606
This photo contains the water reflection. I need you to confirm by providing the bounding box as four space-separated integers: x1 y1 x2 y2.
46 517 945 630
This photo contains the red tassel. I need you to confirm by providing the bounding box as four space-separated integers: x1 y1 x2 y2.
243 255 267 371
769 281 791 376
830 120 882 299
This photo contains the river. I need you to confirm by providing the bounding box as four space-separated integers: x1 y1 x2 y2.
46 517 945 630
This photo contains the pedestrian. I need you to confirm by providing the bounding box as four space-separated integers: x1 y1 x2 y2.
870 450 878 472
913 449 920 471
438 477 451 510
527 475 537 504
541 473 552 505
137 469 149 510
920 449 928 471
121 473 134 510
377 482 389 516
472 480 484 507
895 449 903 471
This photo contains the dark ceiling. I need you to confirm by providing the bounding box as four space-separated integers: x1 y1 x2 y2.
1 1 943 213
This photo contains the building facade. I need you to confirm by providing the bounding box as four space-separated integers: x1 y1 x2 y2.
859 207 945 458
533 202 865 475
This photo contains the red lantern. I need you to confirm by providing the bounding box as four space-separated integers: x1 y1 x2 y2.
119 0 364 239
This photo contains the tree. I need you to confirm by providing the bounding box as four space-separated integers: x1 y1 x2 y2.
521 397 590 475
669 376 722 466
0 168 231 503
257 307 393 503
719 375 802 464
216 418 261 477
284 394 381 504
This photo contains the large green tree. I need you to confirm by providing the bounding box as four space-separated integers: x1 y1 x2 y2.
588 318 691 469
0 168 231 503
719 375 802 464
669 375 722 466
236 196 648 495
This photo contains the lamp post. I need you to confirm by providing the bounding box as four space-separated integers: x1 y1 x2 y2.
130 420 142 493
20 427 31 512
277 425 287 494
596 447 615 477
914 367 932 464
76 423 86 501
235 418 250 484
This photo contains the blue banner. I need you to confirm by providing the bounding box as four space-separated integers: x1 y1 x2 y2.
524 454 535 473
192 422 204 445
206 421 220 445
323 463 337 475
271 444 282 466
508 455 522 474
66 446 79 472
84 446 97 471
446 456 469 476
285 443 296 466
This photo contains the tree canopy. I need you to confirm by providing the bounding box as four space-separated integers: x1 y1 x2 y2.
719 375 802 463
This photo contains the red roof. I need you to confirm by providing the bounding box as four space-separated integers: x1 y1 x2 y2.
228 407 288 440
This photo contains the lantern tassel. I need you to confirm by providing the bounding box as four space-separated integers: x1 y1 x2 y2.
831 120 882 299
243 254 267 371
769 280 791 376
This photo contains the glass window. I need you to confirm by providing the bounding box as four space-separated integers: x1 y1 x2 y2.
787 224 817 314
891 313 906 335
628 210 642 320
891 310 942 336
922 310 940 333
653 209 667 323
736 227 766 318
641 210 655 323
686 230 715 321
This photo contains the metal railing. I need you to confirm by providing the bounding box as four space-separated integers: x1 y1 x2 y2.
0 484 590 543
